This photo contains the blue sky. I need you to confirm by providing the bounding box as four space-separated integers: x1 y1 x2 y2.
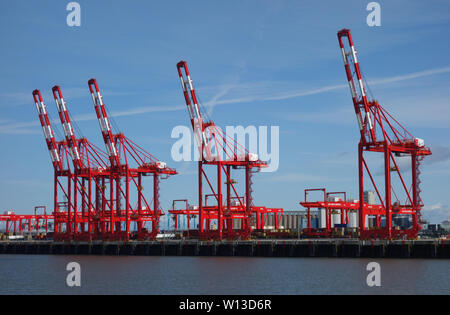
0 0 449 224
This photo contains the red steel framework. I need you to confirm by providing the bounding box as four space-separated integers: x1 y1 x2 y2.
332 29 432 239
31 81 177 241
170 61 283 240
87 79 177 240
33 89 74 240
52 84 115 241
0 207 52 236
4 32 431 242
170 199 282 232
300 188 385 238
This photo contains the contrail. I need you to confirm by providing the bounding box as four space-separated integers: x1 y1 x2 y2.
2 66 449 134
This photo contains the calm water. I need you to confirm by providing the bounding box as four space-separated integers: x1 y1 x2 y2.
0 255 448 294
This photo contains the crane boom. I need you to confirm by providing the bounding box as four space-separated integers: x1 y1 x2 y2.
52 85 83 170
176 61 211 160
88 78 120 167
337 29 376 144
32 89 64 172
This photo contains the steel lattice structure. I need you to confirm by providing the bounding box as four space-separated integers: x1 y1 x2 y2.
170 61 283 240
31 81 176 241
0 207 51 236
33 89 74 239
5 31 431 242
87 79 177 240
335 29 432 239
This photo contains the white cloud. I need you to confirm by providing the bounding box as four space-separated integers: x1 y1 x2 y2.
0 88 133 108
422 203 450 224
2 65 450 134
259 172 352 183
426 145 450 165
206 66 450 106
369 66 450 86
0 105 186 135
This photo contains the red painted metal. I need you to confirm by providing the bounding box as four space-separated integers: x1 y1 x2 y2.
16 33 430 242
173 61 283 240
331 29 432 239
0 207 52 236
300 188 385 238
31 81 177 242
33 89 73 238
52 85 113 241
86 79 177 241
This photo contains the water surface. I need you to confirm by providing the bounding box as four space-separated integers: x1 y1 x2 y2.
0 255 448 294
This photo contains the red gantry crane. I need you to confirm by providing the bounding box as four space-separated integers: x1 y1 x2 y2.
170 61 282 240
0 206 52 237
34 87 111 241
33 89 73 238
336 29 431 239
52 85 112 241
32 81 177 241
88 79 177 240
300 188 384 238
